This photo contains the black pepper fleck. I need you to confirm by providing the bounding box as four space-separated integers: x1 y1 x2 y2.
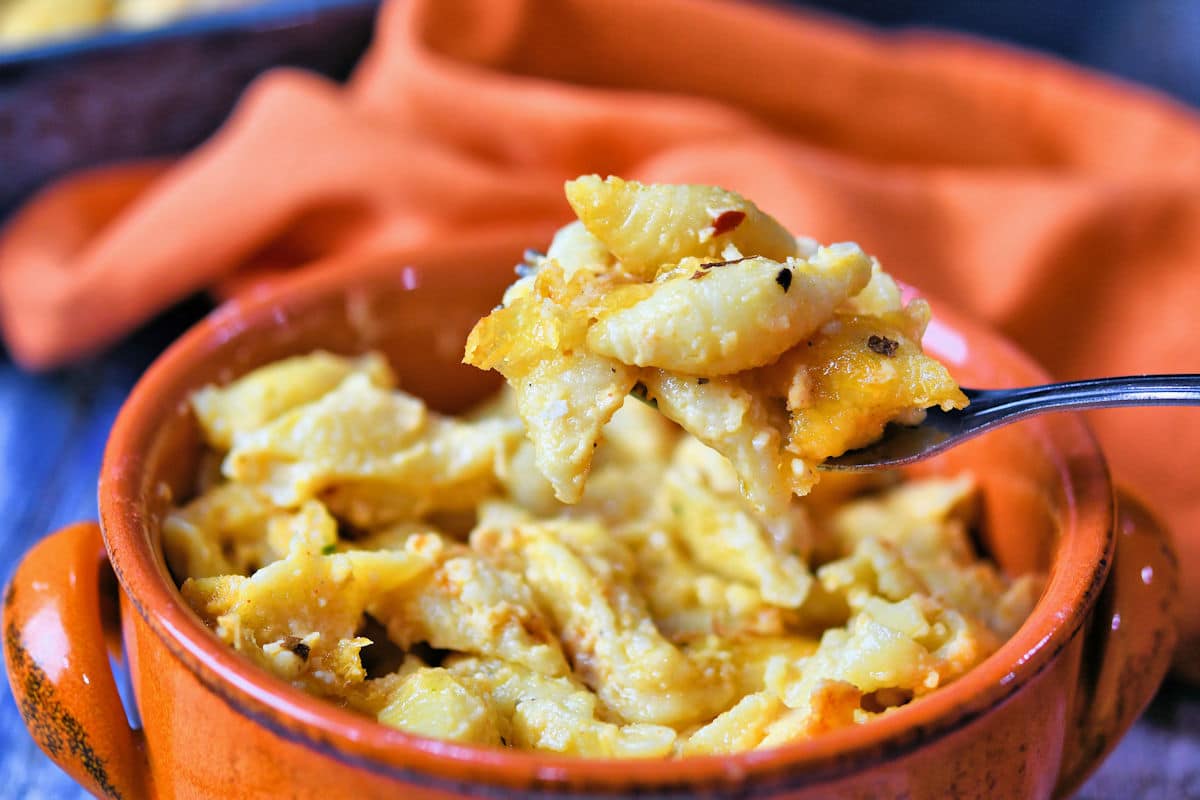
697 378 709 385
775 268 792 292
286 638 311 660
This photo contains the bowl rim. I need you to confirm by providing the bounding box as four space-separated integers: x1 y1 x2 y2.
99 255 1114 795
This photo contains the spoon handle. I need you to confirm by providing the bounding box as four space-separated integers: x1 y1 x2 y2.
963 374 1200 426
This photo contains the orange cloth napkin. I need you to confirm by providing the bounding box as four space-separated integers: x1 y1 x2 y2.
2 0 1199 670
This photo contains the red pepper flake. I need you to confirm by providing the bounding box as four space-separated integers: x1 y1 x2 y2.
699 256 752 269
867 335 899 357
775 268 792 293
711 210 746 237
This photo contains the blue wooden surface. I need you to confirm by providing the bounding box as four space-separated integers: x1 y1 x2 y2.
0 298 213 800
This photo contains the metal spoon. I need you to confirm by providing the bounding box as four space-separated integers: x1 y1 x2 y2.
821 374 1200 471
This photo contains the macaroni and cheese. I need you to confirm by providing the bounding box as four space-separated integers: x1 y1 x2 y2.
169 360 1039 757
464 176 967 513
167 178 1037 757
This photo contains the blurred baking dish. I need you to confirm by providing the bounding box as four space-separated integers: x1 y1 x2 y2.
0 0 379 212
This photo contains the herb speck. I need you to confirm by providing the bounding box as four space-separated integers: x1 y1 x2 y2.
630 381 658 408
867 335 899 357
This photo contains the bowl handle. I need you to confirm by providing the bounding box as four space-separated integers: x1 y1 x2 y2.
3 522 150 800
1053 488 1180 798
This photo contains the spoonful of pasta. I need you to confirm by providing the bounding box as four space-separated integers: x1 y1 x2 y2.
820 374 1200 471
464 174 1198 513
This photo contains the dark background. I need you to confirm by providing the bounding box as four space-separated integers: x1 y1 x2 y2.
804 0 1200 109
1 1 1197 797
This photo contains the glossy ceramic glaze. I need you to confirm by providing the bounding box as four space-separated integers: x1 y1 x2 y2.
3 242 1180 799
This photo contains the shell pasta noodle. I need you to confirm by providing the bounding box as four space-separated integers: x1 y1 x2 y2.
169 346 1042 757
465 176 968 513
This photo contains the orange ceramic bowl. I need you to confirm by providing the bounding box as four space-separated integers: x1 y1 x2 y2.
3 240 1179 800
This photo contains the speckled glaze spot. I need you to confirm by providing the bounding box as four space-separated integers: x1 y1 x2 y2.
5 621 121 799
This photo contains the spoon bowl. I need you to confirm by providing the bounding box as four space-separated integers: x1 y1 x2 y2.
822 374 1200 470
